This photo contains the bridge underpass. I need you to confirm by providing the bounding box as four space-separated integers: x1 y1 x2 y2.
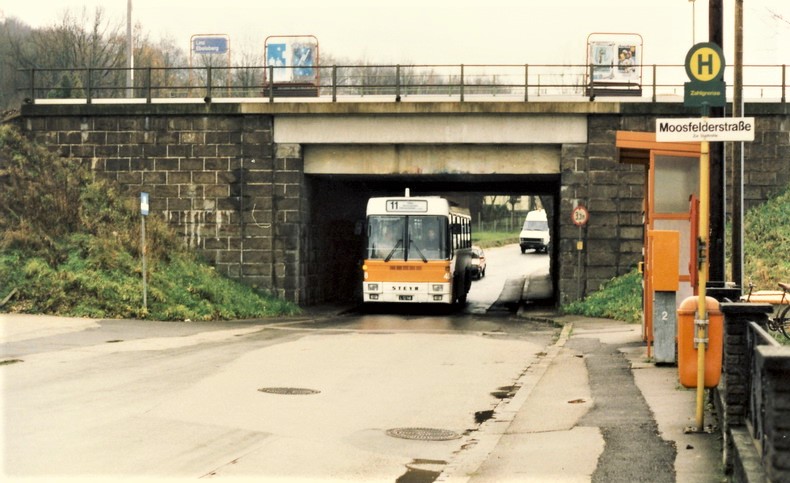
303 173 560 306
14 99 787 306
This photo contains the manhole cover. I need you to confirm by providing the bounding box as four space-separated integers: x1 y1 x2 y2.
257 387 320 395
386 427 461 441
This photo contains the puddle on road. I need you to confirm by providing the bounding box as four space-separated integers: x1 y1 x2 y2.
474 409 495 424
396 459 446 483
490 385 520 399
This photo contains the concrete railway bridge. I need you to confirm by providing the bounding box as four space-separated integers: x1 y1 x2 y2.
12 99 790 306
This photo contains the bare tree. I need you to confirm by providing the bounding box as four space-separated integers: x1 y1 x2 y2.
0 17 33 109
5 7 126 99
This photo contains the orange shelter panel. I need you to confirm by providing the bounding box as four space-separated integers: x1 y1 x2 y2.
649 230 680 292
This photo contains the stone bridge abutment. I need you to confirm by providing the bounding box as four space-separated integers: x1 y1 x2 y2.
12 101 789 306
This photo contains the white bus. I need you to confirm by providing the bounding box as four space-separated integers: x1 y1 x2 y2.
361 190 473 304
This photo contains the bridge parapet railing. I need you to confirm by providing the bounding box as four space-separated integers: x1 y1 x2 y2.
719 303 790 481
16 63 788 104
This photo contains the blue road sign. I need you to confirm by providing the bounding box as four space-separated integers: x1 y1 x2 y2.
192 36 229 55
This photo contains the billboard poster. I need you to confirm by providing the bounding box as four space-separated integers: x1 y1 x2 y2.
292 43 315 80
587 35 641 85
616 44 638 81
267 43 290 83
265 36 319 84
591 41 615 81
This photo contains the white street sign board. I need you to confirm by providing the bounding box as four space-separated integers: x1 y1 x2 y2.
656 117 755 142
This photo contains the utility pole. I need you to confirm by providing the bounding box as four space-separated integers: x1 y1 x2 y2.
732 0 744 288
708 0 725 284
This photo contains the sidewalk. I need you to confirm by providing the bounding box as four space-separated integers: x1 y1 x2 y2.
0 313 100 343
439 315 724 483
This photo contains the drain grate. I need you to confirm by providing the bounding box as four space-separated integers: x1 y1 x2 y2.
386 427 461 441
258 387 320 395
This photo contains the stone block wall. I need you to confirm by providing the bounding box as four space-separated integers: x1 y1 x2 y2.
18 111 309 303
558 115 647 303
732 113 790 211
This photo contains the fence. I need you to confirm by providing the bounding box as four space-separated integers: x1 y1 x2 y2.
17 63 789 104
718 303 790 482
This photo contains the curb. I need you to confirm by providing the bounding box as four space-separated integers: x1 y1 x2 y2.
436 322 573 482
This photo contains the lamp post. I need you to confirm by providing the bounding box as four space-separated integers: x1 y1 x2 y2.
689 0 696 44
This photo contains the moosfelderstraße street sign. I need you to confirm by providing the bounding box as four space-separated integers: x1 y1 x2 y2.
656 117 755 142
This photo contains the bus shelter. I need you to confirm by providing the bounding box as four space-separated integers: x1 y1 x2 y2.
616 131 703 360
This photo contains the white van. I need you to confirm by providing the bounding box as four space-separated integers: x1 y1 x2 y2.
519 210 550 253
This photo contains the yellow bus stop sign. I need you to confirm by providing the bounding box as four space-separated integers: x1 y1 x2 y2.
685 42 725 82
684 42 725 108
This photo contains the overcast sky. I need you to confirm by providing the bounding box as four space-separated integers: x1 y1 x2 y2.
1 0 788 66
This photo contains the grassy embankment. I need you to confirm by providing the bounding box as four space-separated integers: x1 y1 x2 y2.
0 124 300 321
561 184 789 324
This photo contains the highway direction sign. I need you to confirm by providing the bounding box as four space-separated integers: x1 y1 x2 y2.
656 117 755 142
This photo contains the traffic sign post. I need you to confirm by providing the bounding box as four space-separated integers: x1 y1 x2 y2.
140 192 149 311
572 205 589 300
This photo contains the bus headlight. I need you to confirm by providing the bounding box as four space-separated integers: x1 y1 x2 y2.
432 284 443 292
367 283 379 291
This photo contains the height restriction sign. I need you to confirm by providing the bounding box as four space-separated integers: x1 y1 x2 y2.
572 205 589 226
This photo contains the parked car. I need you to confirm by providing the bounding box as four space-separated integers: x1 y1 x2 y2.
470 246 487 280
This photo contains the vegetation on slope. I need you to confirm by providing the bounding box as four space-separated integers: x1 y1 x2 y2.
563 183 789 323
0 124 299 320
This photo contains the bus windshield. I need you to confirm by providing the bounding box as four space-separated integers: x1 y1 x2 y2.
367 215 448 261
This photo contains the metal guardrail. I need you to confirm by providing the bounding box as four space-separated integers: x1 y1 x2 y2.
17 63 789 104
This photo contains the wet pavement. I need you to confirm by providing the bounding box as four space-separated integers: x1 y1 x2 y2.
438 314 724 483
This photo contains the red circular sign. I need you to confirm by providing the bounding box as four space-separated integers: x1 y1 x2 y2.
572 205 589 226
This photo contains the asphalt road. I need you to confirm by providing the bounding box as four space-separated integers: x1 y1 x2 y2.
1 245 555 481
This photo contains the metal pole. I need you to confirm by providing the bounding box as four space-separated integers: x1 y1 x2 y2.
577 225 582 299
146 67 152 104
126 0 133 98
86 68 92 104
331 65 337 102
524 64 529 102
141 215 147 311
695 137 710 431
268 66 274 103
395 64 401 102
652 64 657 103
733 0 744 288
460 64 465 102
708 0 725 284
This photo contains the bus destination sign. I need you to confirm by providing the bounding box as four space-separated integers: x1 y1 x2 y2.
386 200 428 213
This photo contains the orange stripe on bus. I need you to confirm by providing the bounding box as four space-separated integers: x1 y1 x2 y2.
364 260 450 283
